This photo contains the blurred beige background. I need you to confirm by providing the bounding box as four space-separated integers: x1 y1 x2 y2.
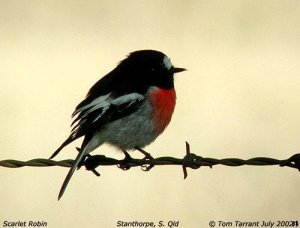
1 0 300 227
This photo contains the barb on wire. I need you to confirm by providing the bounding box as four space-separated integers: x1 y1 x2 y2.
0 142 300 179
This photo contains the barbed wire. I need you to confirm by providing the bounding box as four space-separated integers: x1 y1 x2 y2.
0 143 299 178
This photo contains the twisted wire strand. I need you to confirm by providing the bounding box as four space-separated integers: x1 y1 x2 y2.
1 142 299 178
0 159 74 168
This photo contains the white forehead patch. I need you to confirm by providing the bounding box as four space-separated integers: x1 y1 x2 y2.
162 56 172 70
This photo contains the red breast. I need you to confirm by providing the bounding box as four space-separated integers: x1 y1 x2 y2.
148 87 176 134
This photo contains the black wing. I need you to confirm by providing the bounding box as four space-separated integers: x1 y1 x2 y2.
70 91 145 140
50 90 145 159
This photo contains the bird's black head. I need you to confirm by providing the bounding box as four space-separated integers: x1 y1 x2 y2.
117 50 186 89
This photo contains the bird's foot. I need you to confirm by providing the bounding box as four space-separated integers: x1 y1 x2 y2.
135 147 155 171
118 151 133 171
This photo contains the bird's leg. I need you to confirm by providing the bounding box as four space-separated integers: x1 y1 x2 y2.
134 147 154 171
118 150 133 171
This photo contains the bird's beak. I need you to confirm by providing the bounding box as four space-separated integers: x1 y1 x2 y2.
172 67 187 73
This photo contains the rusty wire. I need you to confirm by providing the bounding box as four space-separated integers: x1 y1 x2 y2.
0 143 300 178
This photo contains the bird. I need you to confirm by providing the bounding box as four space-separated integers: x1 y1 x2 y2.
50 50 186 200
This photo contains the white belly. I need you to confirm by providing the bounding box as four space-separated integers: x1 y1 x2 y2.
92 100 159 151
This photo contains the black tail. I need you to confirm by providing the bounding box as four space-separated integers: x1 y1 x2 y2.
49 136 74 159
58 150 86 200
